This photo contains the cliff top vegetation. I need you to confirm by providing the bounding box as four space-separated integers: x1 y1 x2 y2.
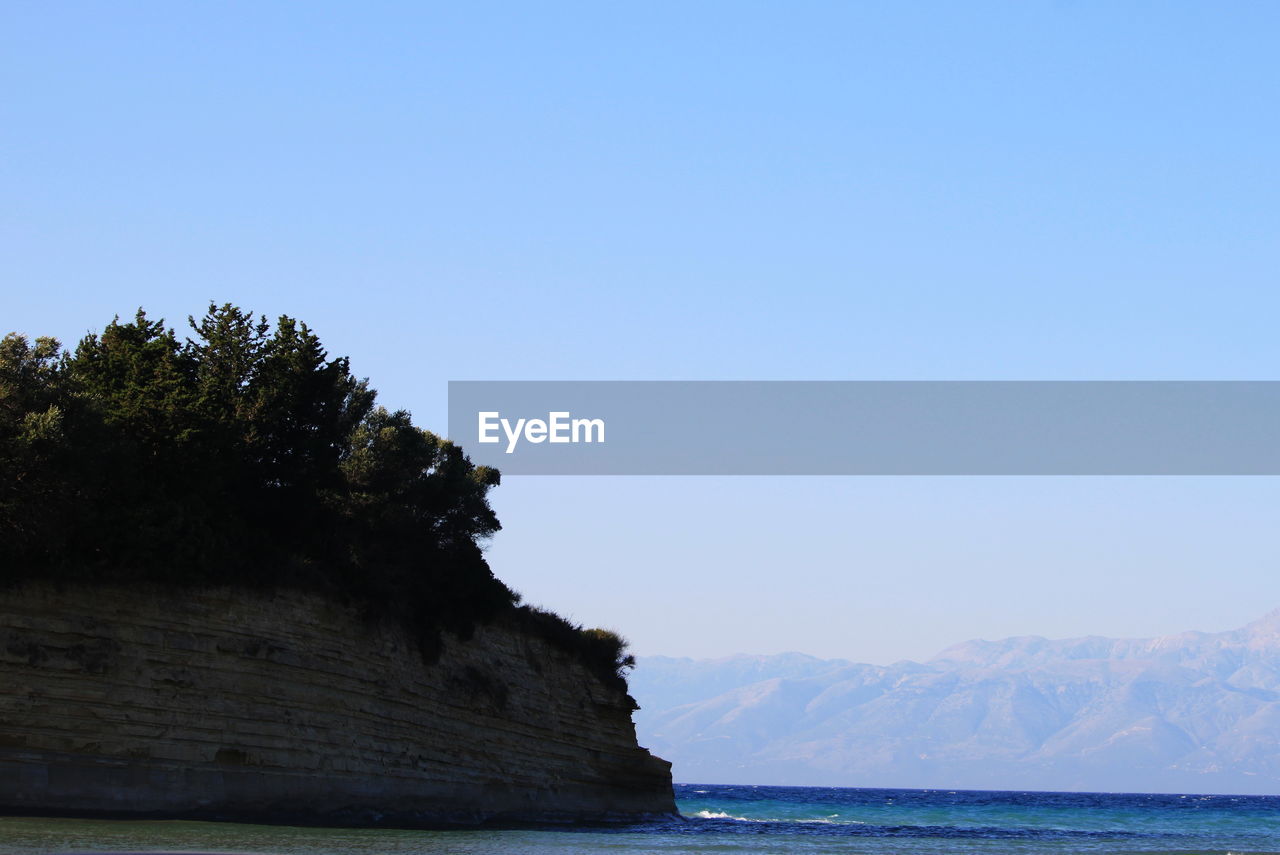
0 304 633 692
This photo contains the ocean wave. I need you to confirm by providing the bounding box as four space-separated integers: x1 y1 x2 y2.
678 812 1182 841
690 810 864 825
692 810 758 821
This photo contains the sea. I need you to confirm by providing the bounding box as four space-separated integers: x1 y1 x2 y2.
2 783 1279 855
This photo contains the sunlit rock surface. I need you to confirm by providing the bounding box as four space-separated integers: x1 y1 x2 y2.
0 585 674 825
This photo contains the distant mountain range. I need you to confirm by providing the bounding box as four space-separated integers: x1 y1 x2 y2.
630 611 1280 795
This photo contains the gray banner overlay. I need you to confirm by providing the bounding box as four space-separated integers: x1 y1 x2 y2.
447 382 1280 475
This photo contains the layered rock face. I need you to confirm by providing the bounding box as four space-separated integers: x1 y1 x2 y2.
0 584 674 825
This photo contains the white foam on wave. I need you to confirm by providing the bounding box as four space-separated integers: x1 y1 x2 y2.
692 810 757 821
691 810 864 825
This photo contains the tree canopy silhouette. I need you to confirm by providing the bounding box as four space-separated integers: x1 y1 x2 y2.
1 304 633 689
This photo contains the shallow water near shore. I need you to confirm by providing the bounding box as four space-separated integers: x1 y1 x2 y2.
3 784 1279 855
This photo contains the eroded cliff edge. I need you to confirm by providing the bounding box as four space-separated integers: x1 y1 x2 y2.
0 584 676 826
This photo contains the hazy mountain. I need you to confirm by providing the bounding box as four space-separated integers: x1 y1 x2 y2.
630 611 1280 795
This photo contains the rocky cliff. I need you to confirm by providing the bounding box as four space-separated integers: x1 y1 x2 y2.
0 584 674 826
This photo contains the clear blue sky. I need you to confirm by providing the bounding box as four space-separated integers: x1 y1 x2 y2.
5 2 1280 661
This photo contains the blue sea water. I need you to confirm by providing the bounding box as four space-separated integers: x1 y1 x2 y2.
2 784 1278 854
673 784 1280 853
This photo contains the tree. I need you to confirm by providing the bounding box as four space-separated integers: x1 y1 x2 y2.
0 304 630 688
0 333 71 573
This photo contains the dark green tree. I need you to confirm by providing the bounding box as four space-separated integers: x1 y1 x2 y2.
0 304 631 688
0 334 72 571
